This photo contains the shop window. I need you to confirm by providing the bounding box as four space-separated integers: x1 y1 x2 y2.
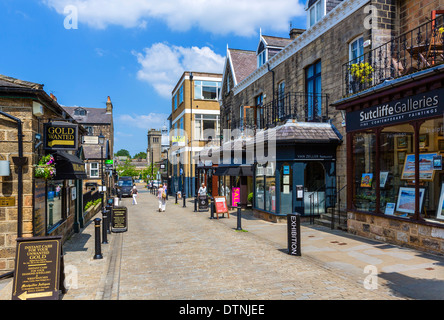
47 180 64 230
265 162 276 213
353 131 376 212
380 124 414 217
419 118 444 223
280 163 292 214
255 163 265 210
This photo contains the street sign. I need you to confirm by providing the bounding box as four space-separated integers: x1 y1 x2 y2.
111 206 128 233
12 236 65 300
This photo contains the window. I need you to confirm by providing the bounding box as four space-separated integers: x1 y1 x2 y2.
265 162 276 213
194 81 221 100
173 95 177 110
257 50 267 68
179 85 184 105
350 36 364 64
84 126 94 136
256 94 264 129
255 164 265 209
90 162 99 178
278 81 285 118
74 108 86 116
194 114 220 141
308 0 325 27
46 180 64 230
306 60 322 121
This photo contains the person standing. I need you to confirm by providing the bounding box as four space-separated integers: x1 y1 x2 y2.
198 183 207 196
131 185 138 205
158 184 166 212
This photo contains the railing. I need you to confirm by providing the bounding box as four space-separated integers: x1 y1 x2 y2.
343 15 444 97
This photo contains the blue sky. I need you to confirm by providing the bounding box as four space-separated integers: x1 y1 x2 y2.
1 0 306 156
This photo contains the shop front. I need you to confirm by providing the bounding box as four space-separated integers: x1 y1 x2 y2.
250 121 341 222
334 69 444 254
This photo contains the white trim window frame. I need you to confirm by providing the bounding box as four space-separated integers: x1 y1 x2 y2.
307 0 326 28
194 81 222 100
90 162 99 178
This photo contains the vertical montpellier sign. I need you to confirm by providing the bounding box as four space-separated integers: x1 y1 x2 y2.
12 236 65 300
287 214 301 256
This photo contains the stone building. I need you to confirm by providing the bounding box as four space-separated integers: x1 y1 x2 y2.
62 97 115 193
0 74 87 272
332 3 444 255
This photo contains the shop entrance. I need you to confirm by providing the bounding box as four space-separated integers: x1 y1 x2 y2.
304 162 326 215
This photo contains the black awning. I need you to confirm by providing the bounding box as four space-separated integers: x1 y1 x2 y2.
54 151 87 180
214 164 253 177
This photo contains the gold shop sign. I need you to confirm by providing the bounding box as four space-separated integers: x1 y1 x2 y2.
0 197 15 207
44 122 78 151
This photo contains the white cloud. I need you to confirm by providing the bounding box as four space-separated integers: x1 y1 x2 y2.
133 43 225 98
42 0 305 36
117 113 169 130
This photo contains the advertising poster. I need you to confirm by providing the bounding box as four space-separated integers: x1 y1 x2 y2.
232 187 240 207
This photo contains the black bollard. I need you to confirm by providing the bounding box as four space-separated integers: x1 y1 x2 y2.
175 192 178 204
106 205 112 234
94 218 103 259
194 196 197 212
183 195 186 207
236 203 242 230
102 211 108 244
210 197 214 219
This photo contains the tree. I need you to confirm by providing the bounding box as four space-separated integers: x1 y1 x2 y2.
133 151 147 159
115 149 131 158
116 159 138 177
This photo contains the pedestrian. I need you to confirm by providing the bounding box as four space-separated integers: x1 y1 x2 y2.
131 185 138 205
198 183 207 196
158 184 166 212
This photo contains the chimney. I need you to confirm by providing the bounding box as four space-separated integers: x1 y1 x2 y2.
106 96 113 114
289 28 305 40
50 93 57 101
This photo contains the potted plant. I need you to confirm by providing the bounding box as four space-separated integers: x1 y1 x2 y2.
35 154 56 180
349 62 373 93
247 192 253 207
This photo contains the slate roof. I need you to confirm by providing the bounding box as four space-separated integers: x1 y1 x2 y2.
262 35 292 48
0 74 43 90
228 49 257 84
63 106 112 125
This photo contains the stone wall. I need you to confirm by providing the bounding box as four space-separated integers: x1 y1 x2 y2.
348 212 444 255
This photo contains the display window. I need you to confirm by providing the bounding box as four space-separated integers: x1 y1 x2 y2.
47 180 65 230
353 131 376 213
255 163 265 210
351 117 444 224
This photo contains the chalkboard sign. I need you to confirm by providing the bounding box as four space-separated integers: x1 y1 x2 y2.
12 236 65 300
198 195 208 211
112 206 128 232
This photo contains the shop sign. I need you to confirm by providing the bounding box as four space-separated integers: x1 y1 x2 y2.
0 197 15 207
287 214 301 256
12 236 65 300
232 187 240 207
346 88 444 132
214 196 229 219
44 122 78 151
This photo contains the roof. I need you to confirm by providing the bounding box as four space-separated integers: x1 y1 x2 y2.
0 74 43 90
63 106 112 124
262 35 292 48
228 49 257 84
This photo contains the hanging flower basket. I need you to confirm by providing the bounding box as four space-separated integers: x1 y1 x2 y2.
35 154 56 180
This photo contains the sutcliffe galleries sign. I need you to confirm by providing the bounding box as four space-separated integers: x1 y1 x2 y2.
345 88 444 132
44 122 78 150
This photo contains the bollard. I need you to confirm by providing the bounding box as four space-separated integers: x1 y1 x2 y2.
93 218 103 259
194 196 197 212
183 195 186 207
236 203 242 230
175 192 178 204
106 205 112 234
287 213 301 256
210 197 214 219
102 211 108 244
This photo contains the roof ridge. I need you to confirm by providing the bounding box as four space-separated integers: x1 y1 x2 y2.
0 74 43 90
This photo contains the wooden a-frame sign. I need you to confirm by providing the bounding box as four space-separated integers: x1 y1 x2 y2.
12 236 66 300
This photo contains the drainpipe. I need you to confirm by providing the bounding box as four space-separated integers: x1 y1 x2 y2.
0 110 27 238
267 63 275 123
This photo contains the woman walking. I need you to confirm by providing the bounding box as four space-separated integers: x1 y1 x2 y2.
131 185 138 205
158 184 166 212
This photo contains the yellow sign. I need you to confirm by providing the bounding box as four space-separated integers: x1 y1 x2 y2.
0 197 15 207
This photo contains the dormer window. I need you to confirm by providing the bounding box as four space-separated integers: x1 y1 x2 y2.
257 40 267 68
307 0 325 28
74 108 86 116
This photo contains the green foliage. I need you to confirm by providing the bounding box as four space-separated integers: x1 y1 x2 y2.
116 158 139 177
84 198 103 211
248 192 254 204
115 149 131 157
133 151 147 159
